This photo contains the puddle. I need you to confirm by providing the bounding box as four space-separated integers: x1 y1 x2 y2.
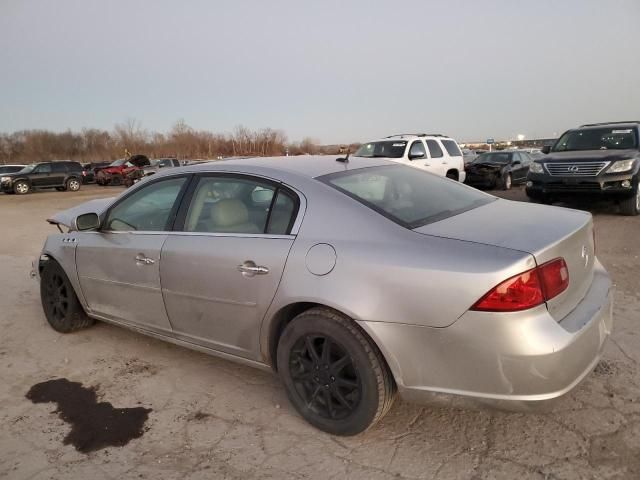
26 378 152 453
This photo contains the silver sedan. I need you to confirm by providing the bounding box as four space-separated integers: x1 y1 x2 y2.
35 155 613 435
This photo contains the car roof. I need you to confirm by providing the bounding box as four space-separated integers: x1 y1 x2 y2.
381 134 454 140
577 121 640 130
177 155 394 180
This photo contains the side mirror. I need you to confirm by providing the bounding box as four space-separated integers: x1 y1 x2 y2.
541 145 551 154
408 152 425 160
75 213 100 231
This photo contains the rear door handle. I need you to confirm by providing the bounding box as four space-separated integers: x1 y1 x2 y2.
135 254 155 265
237 260 269 277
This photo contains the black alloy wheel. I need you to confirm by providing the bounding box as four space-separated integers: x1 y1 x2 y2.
289 334 361 421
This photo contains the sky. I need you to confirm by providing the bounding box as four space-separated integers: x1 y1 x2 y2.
1 0 639 144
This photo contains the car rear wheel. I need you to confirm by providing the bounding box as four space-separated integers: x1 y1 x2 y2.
40 260 94 333
277 307 396 435
110 174 123 186
66 178 81 192
620 181 640 216
14 181 30 195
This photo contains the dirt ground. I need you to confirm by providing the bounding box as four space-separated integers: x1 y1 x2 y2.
1 184 639 480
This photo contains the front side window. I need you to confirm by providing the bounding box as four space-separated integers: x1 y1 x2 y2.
321 165 494 228
408 141 426 159
441 139 462 157
425 139 444 158
34 164 52 174
183 176 298 235
553 127 638 152
354 141 407 159
105 177 187 231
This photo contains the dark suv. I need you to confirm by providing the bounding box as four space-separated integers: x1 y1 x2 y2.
0 161 83 195
526 121 640 215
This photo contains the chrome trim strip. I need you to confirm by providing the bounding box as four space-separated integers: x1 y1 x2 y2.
162 288 257 307
79 275 160 292
544 161 610 177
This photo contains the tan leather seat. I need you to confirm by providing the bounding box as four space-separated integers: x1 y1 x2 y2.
207 199 261 234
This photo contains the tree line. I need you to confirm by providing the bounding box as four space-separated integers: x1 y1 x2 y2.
0 120 357 165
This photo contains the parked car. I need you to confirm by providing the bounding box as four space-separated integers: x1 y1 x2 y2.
96 155 151 186
36 156 612 435
0 164 26 175
526 121 640 215
1 161 83 194
81 162 111 184
123 158 182 187
354 134 466 182
461 148 478 164
465 151 533 190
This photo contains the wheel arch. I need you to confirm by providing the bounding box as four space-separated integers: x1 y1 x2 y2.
263 302 399 383
445 168 459 181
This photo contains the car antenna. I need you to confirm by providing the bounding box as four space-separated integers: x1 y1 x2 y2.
336 147 350 163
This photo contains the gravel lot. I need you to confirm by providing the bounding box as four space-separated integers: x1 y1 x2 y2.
1 184 639 480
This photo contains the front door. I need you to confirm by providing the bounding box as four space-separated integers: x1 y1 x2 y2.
76 175 189 333
160 174 300 360
30 163 53 187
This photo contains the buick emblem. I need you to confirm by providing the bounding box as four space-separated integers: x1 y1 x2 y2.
568 165 580 173
581 245 589 267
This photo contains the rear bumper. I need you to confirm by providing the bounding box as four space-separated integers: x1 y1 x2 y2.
358 259 613 403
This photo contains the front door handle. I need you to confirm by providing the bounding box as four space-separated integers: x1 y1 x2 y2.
135 254 155 265
237 260 269 277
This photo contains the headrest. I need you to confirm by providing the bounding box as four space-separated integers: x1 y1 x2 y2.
209 199 249 227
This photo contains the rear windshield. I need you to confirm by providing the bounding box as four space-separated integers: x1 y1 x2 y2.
320 165 494 228
354 141 407 159
441 139 462 157
553 127 638 152
473 152 511 164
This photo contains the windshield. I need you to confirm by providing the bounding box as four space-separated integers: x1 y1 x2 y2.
473 152 511 164
109 158 127 167
320 165 494 228
354 141 407 159
553 127 638 152
19 164 37 173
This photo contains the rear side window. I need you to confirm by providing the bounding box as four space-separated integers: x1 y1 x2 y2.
425 140 444 158
441 140 462 157
51 163 67 173
321 165 494 228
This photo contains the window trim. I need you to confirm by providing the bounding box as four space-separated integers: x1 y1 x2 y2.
425 139 444 159
99 173 194 233
172 172 303 237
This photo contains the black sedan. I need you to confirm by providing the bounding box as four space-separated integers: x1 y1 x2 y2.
464 151 532 190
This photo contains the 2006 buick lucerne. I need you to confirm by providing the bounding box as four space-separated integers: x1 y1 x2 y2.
35 155 613 435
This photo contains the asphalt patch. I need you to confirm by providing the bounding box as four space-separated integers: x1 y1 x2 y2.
26 378 151 453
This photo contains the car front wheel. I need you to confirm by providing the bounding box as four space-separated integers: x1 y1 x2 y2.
620 180 640 216
14 180 30 195
277 307 396 435
40 259 95 333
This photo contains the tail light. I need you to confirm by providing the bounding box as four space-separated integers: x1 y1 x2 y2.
471 258 569 312
82 171 87 176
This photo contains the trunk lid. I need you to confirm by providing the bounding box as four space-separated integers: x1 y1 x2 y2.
414 199 595 321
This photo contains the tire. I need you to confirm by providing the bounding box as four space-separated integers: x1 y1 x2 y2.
619 181 640 216
14 180 30 195
66 178 81 192
110 174 123 186
40 259 94 333
446 170 459 181
277 307 396 435
501 172 512 190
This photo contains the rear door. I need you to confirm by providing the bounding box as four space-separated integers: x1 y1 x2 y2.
76 175 190 333
424 139 447 176
160 173 301 360
50 162 68 186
